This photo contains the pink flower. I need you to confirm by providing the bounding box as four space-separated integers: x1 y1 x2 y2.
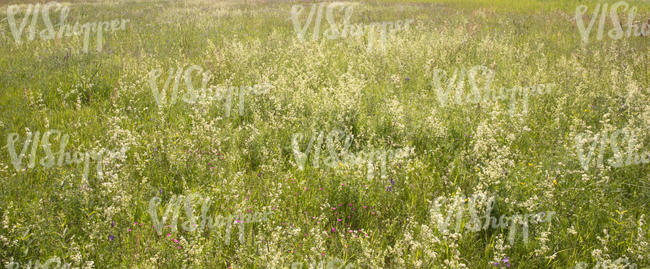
337 219 342 222
331 227 336 233
363 206 367 209
167 233 171 237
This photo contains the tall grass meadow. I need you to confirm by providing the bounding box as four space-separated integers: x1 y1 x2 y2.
0 0 648 268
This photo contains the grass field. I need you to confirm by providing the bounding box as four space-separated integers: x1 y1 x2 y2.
0 0 649 268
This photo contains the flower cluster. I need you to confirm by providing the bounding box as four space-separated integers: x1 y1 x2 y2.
492 257 511 267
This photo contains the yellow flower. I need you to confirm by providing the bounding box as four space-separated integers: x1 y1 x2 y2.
553 179 557 185
528 163 533 166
